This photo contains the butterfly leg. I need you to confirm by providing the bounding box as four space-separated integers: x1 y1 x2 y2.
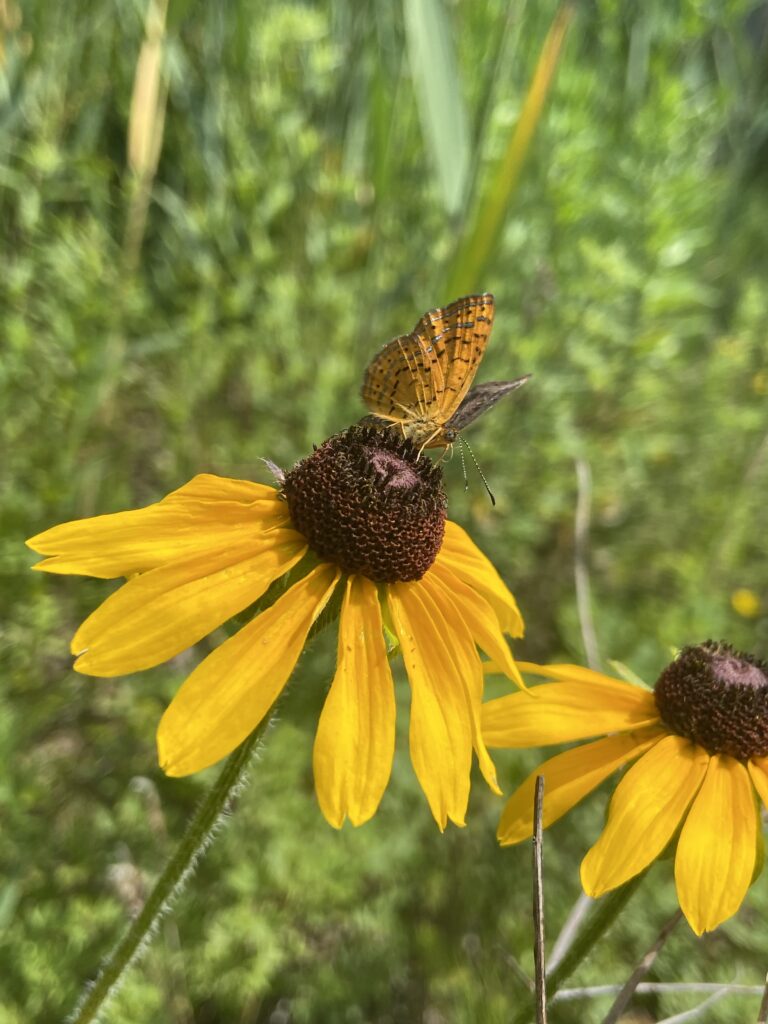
417 428 443 459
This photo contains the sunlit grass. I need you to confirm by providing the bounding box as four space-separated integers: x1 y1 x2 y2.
1 1 767 1020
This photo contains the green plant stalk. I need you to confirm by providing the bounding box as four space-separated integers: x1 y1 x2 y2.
67 587 346 1024
510 873 646 1024
444 4 573 298
66 716 273 1024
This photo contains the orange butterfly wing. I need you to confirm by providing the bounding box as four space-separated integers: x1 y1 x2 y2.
361 294 495 429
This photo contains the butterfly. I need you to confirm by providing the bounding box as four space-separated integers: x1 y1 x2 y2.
360 293 530 451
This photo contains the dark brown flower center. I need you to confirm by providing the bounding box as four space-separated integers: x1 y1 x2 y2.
654 641 768 759
282 425 446 583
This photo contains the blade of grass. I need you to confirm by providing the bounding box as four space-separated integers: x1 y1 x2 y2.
444 3 573 297
403 0 470 216
125 0 170 271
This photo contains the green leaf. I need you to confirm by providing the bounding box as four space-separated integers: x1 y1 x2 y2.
403 0 470 216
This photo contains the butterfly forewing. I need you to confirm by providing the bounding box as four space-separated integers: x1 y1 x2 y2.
360 293 494 438
428 293 494 420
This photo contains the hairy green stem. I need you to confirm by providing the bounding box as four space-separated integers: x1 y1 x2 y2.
67 716 273 1024
511 873 646 1024
67 586 344 1023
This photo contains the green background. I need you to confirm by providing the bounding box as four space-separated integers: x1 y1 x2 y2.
1 0 767 1021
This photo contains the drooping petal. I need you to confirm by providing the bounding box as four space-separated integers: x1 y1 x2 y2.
427 561 524 686
482 681 660 748
313 576 396 828
438 521 524 637
749 753 768 806
497 729 662 845
581 735 710 897
27 474 290 578
748 758 768 808
387 580 474 829
158 563 341 777
418 571 501 796
675 755 757 935
73 531 307 676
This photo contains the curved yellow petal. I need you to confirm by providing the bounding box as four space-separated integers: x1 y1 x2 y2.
28 474 289 578
313 576 395 828
675 755 757 935
515 662 645 688
748 757 768 809
387 580 474 830
438 521 524 637
497 729 661 845
418 572 501 797
482 682 659 748
158 562 341 776
73 532 307 676
427 561 524 687
581 735 709 897
163 474 278 504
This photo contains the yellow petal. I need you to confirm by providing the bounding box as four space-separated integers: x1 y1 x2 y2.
313 576 396 828
497 729 661 845
516 662 645 688
163 473 278 504
675 755 757 935
28 474 289 578
158 562 341 776
581 735 709 897
438 521 524 637
418 571 501 796
748 758 768 808
387 580 474 829
427 561 524 687
73 532 307 676
482 681 659 748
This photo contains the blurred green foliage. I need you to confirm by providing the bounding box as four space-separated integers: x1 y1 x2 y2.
1 0 768 1021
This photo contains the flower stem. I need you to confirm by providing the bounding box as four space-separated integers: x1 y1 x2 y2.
67 715 272 1024
510 873 646 1024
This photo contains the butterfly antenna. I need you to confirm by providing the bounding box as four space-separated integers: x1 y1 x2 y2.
457 437 469 491
460 436 496 506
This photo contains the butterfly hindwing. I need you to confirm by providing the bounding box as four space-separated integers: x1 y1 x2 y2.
360 330 442 425
445 377 531 433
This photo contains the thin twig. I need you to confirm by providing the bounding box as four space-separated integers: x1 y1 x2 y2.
501 950 535 992
656 989 730 1023
757 971 768 1024
548 892 593 974
553 982 763 1002
601 908 683 1024
508 873 648 1024
574 457 601 670
714 429 768 573
532 776 547 1024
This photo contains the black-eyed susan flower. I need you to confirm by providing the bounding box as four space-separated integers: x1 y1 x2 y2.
28 426 524 830
481 642 768 935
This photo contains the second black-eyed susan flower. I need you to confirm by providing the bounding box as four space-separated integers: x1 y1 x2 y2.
28 426 524 830
481 642 768 934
